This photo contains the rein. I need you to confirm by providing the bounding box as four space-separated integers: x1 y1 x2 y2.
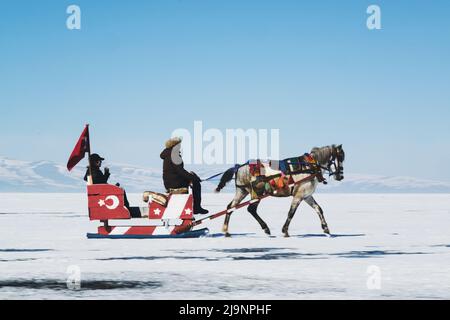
202 158 328 183
202 148 342 183
201 172 227 182
201 164 242 182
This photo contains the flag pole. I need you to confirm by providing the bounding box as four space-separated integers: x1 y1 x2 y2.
86 124 93 185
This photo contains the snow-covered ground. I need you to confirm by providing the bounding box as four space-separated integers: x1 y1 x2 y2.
1 193 450 299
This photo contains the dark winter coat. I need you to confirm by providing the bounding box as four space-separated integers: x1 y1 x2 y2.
83 167 110 184
160 147 196 190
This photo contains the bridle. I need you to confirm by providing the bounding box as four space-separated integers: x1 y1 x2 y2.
327 146 344 180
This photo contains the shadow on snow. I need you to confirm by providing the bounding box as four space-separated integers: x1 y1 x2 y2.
0 279 162 291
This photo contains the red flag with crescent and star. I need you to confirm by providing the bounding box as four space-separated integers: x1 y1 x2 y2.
67 125 90 171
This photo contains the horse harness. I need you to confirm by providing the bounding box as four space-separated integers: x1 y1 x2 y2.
234 154 329 198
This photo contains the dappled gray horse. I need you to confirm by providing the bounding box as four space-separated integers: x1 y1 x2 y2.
216 145 345 237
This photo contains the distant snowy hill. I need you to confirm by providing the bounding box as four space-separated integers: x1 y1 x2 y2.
0 156 163 193
320 173 450 193
0 156 226 193
1 156 450 193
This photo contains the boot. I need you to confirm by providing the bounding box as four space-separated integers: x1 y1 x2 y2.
194 207 209 215
191 178 208 214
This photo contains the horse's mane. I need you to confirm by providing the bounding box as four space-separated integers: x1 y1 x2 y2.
310 145 334 165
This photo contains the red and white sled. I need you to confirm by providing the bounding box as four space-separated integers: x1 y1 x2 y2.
86 184 208 239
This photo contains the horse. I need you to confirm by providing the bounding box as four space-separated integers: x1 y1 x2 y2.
215 144 345 237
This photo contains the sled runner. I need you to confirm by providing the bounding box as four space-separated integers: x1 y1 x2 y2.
86 184 209 239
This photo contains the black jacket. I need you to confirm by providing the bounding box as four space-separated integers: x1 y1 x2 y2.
84 167 110 184
160 147 196 190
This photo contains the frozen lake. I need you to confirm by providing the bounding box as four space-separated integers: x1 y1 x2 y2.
1 193 450 299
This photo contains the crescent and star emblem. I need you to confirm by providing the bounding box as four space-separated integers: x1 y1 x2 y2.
98 195 120 210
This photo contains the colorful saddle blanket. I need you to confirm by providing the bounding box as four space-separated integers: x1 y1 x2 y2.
249 154 318 177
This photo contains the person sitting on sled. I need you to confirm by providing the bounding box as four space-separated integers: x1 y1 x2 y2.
83 153 131 210
83 153 110 184
160 137 209 215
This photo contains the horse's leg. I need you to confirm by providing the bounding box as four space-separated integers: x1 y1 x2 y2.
304 196 330 235
222 187 248 237
247 201 270 235
282 196 303 238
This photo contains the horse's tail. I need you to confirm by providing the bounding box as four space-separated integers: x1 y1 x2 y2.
215 165 239 192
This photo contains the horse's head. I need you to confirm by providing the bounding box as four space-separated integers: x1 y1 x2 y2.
329 144 345 181
310 144 345 182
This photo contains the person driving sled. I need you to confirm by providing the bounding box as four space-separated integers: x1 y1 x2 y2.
83 153 131 210
160 137 209 215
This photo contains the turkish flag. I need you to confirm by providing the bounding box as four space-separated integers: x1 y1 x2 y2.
67 125 90 171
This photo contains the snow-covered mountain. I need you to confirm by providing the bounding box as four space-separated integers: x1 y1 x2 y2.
0 156 227 193
320 173 450 193
1 156 450 193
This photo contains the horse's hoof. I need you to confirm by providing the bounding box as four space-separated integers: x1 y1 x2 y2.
224 232 231 238
264 228 271 235
283 233 290 238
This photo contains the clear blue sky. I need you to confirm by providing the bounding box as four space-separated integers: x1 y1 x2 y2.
1 0 449 180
